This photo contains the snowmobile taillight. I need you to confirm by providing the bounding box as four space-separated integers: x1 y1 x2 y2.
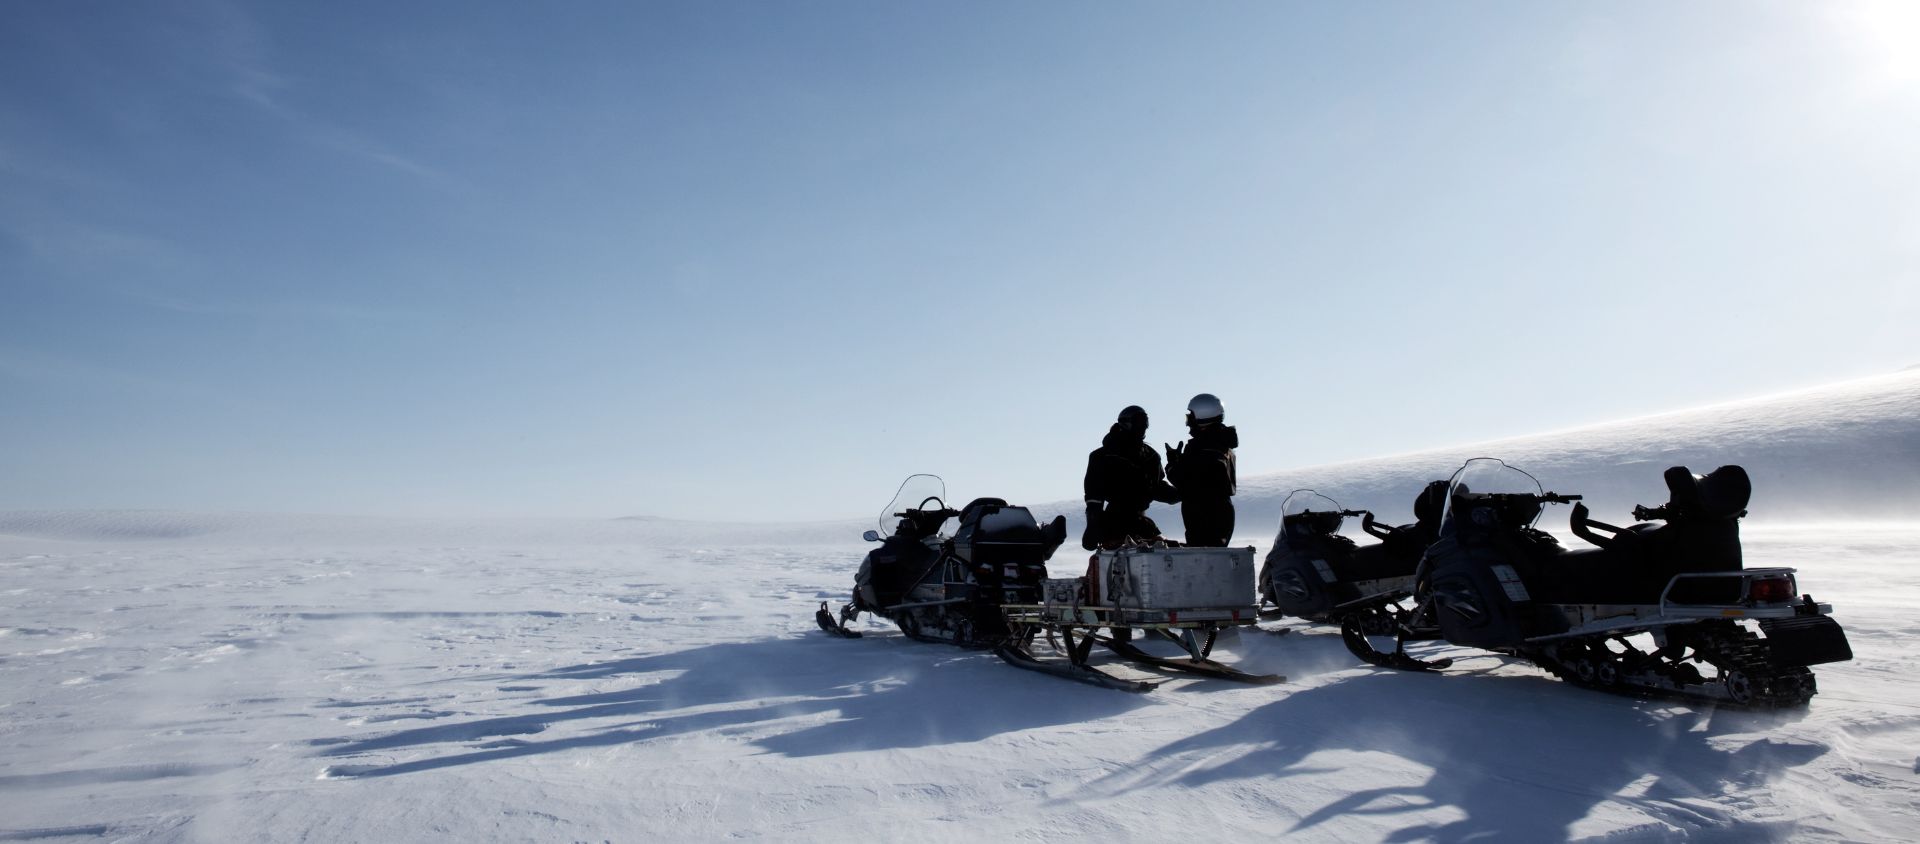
1748 575 1796 604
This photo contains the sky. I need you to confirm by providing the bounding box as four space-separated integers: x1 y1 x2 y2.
2 1 1917 521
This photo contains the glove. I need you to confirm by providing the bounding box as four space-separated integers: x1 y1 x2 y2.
1081 501 1104 551
1164 442 1184 464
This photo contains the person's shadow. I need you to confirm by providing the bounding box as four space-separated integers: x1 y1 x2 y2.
311 631 1151 778
1072 655 1826 842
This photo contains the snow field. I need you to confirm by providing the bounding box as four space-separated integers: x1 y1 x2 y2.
1 525 1916 842
3 371 1918 841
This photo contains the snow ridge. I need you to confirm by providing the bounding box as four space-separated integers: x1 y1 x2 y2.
1133 369 1920 536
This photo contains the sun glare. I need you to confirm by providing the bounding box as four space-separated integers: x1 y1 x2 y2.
1832 0 1920 91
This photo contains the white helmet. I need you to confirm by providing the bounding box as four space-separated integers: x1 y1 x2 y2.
1187 393 1223 422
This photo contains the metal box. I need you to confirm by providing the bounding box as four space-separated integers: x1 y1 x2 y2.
1095 546 1256 610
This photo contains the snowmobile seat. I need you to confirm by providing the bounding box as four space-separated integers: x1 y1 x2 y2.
1339 535 1422 582
1376 480 1448 561
1377 521 1437 568
1636 466 1748 578
957 497 1010 523
952 500 1063 569
1554 506 1738 603
1664 465 1751 520
1412 479 1447 526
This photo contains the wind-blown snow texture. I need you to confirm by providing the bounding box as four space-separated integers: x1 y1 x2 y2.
2 373 1917 842
1135 369 1920 537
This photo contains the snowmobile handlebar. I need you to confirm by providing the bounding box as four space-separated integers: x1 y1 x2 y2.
1569 501 1625 549
1357 510 1397 540
893 507 960 520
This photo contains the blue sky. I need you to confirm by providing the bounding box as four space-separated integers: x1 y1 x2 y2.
2 1 1916 520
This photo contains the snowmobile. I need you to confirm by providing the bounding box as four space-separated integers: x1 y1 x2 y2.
816 474 1068 647
1258 483 1446 623
1341 458 1853 708
818 475 1280 691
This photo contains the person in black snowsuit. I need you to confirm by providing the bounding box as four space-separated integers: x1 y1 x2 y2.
1082 405 1181 550
1165 393 1237 547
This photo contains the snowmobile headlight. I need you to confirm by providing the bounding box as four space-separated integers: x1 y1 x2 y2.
1748 575 1796 604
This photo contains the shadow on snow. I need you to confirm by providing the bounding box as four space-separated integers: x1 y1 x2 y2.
313 631 1149 777
1077 632 1828 843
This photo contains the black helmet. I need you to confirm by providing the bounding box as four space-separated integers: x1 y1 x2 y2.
1117 405 1148 432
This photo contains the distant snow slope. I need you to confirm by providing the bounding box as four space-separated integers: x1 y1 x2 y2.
1111 369 1920 541
7 372 1910 550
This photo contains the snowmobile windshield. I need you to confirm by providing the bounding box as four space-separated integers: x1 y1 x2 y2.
1280 490 1345 531
1440 457 1546 533
880 474 951 537
1279 489 1345 545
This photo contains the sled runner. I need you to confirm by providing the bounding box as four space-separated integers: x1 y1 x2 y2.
997 544 1284 686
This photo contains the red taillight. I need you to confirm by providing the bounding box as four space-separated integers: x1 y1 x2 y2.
1749 576 1796 604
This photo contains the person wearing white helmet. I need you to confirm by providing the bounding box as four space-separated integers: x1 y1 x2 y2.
1165 393 1238 547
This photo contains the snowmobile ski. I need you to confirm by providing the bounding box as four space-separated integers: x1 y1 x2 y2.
1340 620 1453 671
815 601 863 638
993 645 1156 693
1339 601 1453 671
1098 636 1285 684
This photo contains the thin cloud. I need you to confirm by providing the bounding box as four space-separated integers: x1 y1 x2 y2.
0 205 416 326
0 345 273 418
0 346 176 394
187 0 452 185
128 291 419 323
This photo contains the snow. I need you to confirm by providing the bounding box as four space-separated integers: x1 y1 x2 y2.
3 372 1918 842
1153 369 1920 534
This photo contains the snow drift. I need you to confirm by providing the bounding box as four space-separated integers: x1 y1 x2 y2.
1148 369 1920 539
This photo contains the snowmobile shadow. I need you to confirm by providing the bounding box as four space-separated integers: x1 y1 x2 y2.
1082 669 1826 842
313 633 1149 777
